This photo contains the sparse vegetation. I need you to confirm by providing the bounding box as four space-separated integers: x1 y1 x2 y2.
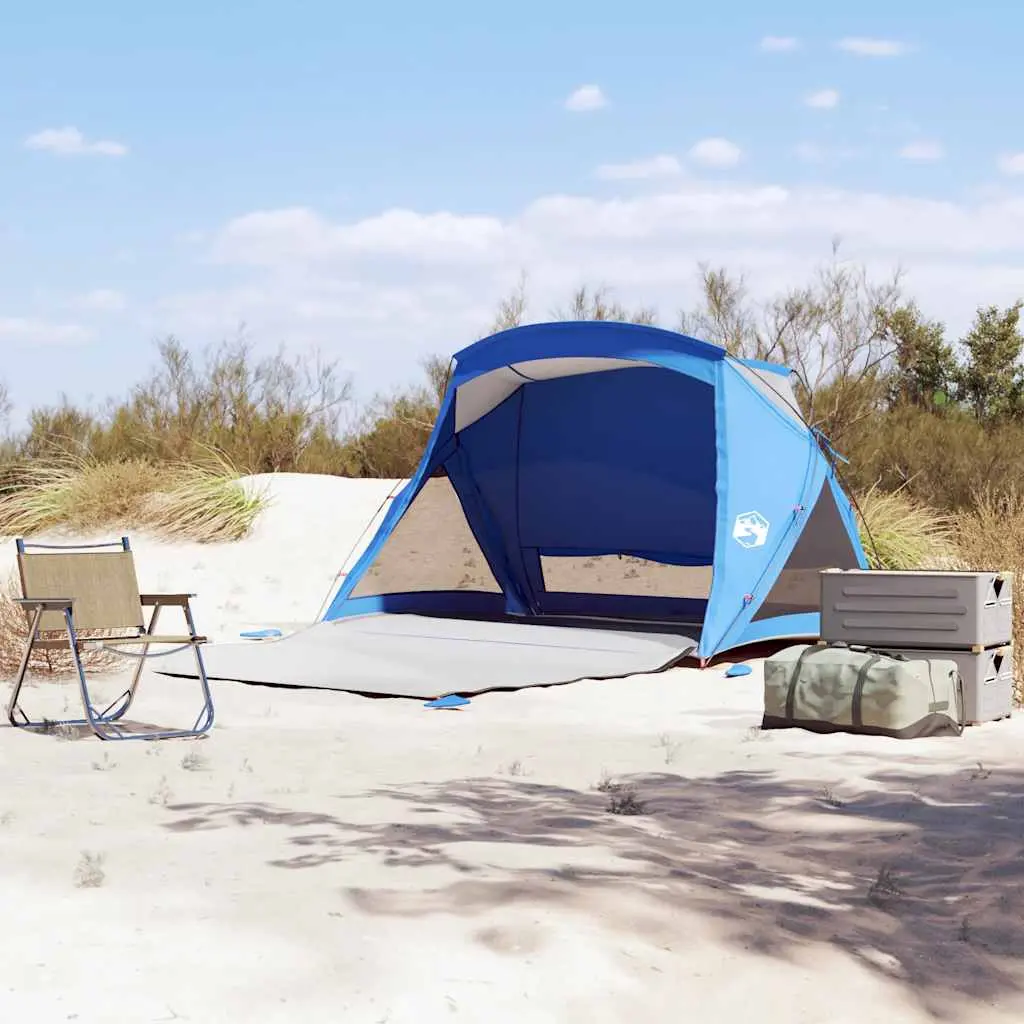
604 781 648 815
855 483 957 571
0 452 265 544
180 749 209 772
39 718 79 741
820 785 845 809
0 573 118 679
91 751 117 772
656 733 682 766
866 865 903 908
149 776 173 806
73 851 106 889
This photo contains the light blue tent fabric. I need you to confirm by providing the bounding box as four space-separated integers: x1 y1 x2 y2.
324 321 867 660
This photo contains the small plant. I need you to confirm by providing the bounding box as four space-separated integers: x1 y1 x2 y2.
40 718 78 742
656 733 681 766
820 785 845 808
606 783 648 816
504 759 526 777
91 751 117 772
970 761 991 781
74 851 106 889
149 776 173 806
742 725 770 743
595 769 617 793
867 865 903 908
180 749 208 772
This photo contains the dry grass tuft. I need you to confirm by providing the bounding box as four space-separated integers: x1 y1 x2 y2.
0 452 266 543
855 483 958 571
955 489 1024 704
144 454 268 542
0 573 117 679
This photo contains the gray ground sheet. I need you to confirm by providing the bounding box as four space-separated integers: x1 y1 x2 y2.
157 614 698 700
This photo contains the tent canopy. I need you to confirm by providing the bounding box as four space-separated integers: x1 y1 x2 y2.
325 321 867 659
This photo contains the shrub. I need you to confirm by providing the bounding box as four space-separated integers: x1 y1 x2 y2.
0 573 116 678
842 405 1024 511
955 490 1024 704
23 337 354 474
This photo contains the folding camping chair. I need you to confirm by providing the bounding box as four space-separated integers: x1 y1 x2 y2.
7 537 214 741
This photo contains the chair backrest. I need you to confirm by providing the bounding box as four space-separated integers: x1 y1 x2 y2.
16 538 145 634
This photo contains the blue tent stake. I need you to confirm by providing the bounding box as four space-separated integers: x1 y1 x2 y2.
424 694 471 709
725 664 752 678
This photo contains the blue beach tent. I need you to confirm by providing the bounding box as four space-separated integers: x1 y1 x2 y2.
325 321 867 662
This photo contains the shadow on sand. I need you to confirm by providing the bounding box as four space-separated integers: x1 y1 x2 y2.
165 764 1024 1018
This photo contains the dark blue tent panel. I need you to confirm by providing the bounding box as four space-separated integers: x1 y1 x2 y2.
325 321 866 660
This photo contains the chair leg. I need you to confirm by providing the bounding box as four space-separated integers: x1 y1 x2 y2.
84 643 215 741
7 606 44 726
98 604 161 722
8 607 96 732
88 599 214 741
189 639 216 735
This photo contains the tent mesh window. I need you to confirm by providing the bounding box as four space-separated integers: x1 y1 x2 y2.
350 474 502 597
752 485 862 621
539 555 713 599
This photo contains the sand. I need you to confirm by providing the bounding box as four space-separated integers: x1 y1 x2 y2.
1 473 1023 1024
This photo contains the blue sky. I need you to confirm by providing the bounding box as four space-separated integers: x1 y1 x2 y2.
1 1 1022 422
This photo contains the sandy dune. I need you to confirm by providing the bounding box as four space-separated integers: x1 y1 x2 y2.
1 474 1023 1023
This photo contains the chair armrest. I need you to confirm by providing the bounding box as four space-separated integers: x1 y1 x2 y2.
15 597 74 611
139 593 196 607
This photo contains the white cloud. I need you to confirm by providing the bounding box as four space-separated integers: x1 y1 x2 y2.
210 206 507 267
899 140 945 162
0 317 92 346
997 152 1024 176
759 35 799 52
24 126 128 157
794 142 864 164
688 138 743 169
564 84 607 112
164 174 1024 401
837 37 909 57
78 288 128 312
805 89 840 110
595 155 683 180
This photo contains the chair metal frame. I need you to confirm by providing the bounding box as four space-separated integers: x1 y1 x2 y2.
7 537 215 741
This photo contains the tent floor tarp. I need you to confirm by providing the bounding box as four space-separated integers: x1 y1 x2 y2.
156 614 698 700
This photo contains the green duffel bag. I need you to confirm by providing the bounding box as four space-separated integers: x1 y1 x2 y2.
762 642 964 738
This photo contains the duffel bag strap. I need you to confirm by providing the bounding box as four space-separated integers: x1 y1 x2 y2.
851 654 882 728
839 641 906 661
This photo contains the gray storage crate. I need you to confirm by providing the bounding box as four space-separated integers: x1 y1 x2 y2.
874 644 1014 725
820 569 1012 650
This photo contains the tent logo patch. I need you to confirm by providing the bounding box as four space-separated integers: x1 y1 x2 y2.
733 511 770 549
